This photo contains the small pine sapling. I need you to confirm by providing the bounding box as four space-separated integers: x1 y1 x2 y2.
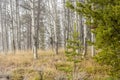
65 23 82 80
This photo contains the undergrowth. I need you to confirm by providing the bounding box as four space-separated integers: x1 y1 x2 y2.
0 49 116 80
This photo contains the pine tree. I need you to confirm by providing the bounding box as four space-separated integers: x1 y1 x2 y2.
65 23 82 80
66 0 120 78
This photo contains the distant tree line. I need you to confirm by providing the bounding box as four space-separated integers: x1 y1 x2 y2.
0 0 94 59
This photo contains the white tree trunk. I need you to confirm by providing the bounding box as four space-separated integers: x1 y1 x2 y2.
82 18 87 57
52 0 58 54
91 32 95 57
31 0 38 59
0 6 4 52
16 0 21 50
10 0 15 54
4 1 9 53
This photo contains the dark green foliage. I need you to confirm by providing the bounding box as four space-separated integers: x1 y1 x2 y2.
66 1 74 10
66 0 120 78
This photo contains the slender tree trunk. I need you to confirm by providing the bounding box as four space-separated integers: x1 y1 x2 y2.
0 6 4 52
10 0 16 54
4 1 9 53
63 0 67 49
75 0 79 54
82 18 87 57
91 4 95 57
34 0 41 56
65 9 70 51
91 32 95 57
53 0 58 54
53 21 58 54
31 0 38 59
79 14 83 53
16 0 21 50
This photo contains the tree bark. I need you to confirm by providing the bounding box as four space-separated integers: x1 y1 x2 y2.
31 0 38 59
91 32 95 57
82 18 87 57
16 0 21 50
52 0 59 54
0 6 5 52
10 0 16 54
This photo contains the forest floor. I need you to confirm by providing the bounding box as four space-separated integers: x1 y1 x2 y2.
0 49 111 80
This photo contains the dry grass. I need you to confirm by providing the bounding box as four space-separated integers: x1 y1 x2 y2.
0 49 65 73
0 49 110 80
